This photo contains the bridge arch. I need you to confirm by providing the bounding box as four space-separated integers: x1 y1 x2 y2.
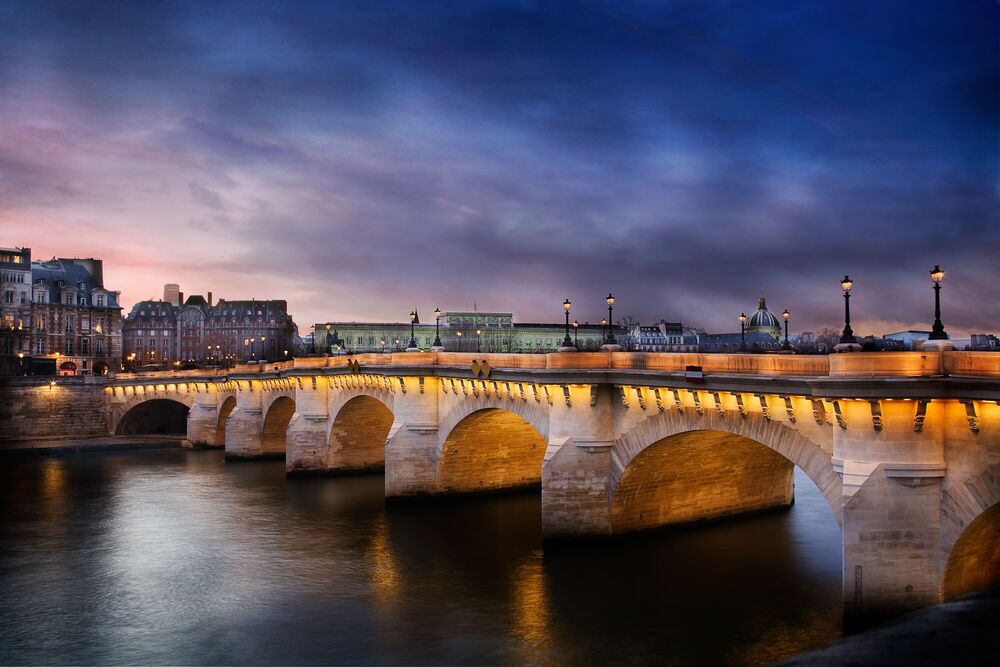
437 407 548 494
941 463 1000 600
328 394 395 472
610 410 842 534
116 398 191 435
214 395 238 446
261 396 295 456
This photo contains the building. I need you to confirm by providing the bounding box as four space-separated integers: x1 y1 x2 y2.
746 295 783 340
628 321 700 352
969 334 1000 351
1 248 123 376
122 286 297 367
315 310 613 354
163 283 180 307
883 330 933 351
698 331 782 353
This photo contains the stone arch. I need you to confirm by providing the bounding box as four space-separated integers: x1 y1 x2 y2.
261 396 295 456
610 410 842 534
438 394 549 447
116 398 190 435
942 501 1000 600
941 463 1000 600
327 394 395 472
437 407 548 494
214 395 238 446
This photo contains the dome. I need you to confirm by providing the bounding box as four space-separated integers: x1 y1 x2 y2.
747 296 782 338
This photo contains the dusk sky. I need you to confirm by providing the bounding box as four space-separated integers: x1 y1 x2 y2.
1 1 996 335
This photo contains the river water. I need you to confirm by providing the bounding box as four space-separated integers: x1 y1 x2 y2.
0 449 842 665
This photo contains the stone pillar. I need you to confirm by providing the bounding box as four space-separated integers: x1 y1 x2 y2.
542 383 615 538
286 376 330 475
385 376 440 497
185 383 220 447
224 382 264 459
836 397 946 626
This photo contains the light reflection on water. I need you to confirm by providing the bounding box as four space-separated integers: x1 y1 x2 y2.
0 450 841 665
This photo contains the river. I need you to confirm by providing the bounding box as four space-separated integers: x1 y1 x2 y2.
0 449 842 665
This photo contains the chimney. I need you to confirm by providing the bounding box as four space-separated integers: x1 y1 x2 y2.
208 291 213 306
178 291 184 305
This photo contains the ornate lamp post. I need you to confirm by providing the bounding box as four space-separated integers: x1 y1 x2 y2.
600 317 607 342
475 328 482 353
407 310 418 351
605 294 616 345
261 335 267 361
433 307 443 349
456 329 463 351
380 338 386 352
782 310 791 350
572 319 579 347
17 351 25 376
929 265 947 340
738 312 747 351
839 275 858 346
560 298 575 350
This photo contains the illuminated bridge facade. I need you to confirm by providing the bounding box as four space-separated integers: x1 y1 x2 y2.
106 350 1000 623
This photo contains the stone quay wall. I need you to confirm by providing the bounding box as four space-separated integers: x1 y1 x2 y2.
0 377 111 440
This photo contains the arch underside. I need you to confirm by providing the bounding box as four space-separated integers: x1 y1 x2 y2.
329 395 393 471
215 396 237 446
261 396 295 455
943 501 1000 600
438 408 547 493
611 430 795 534
116 399 190 435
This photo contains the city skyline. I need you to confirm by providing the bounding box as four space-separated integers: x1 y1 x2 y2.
2 1 997 335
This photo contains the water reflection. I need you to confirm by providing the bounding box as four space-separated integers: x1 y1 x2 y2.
0 451 841 665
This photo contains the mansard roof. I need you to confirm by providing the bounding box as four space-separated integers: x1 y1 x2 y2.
30 258 121 308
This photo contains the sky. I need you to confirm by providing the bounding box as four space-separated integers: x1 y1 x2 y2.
0 0 997 336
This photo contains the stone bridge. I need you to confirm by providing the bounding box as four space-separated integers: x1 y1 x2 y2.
106 350 1000 624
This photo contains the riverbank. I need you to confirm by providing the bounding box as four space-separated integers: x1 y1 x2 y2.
0 434 188 457
778 587 999 666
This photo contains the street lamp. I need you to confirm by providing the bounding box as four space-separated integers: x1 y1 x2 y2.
605 294 616 344
600 317 607 342
433 307 443 349
17 351 24 376
782 310 791 350
475 328 482 353
572 319 579 348
407 310 418 350
456 329 463 350
738 312 747 352
380 338 386 352
839 275 857 345
929 265 948 340
561 298 574 349
261 335 267 361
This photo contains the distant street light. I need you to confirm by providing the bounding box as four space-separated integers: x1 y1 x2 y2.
929 265 948 340
605 294 616 345
433 307 443 349
476 328 482 353
782 310 791 350
407 310 418 350
572 319 580 348
561 299 574 349
456 329 463 351
600 317 607 342
739 312 747 352
839 276 858 345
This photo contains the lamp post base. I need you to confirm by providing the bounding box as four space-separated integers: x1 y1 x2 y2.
834 342 862 353
921 339 954 351
600 344 622 352
405 347 421 352
557 345 578 352
430 346 445 352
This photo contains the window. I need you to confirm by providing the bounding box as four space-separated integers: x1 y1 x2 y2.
65 339 74 355
3 290 11 303
96 339 104 355
36 339 45 354
65 316 75 333
3 315 12 329
35 316 45 331
81 316 90 332
95 294 106 306
81 338 90 355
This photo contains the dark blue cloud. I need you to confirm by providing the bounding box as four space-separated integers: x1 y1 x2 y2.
2 0 997 333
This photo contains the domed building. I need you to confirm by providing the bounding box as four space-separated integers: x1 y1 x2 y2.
746 295 782 340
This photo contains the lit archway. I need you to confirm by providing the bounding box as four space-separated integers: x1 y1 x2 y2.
261 396 295 456
329 395 393 472
214 396 237 446
93 362 109 376
438 408 547 493
116 399 189 435
611 429 797 534
942 502 1000 600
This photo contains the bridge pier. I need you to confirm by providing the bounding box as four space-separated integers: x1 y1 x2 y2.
385 376 441 496
224 385 266 459
185 384 222 447
285 377 330 475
